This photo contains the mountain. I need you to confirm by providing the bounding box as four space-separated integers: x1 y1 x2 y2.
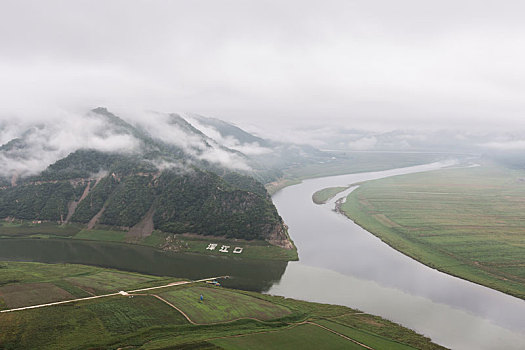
0 108 292 247
188 114 269 146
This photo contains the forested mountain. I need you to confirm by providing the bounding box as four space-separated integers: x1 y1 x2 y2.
0 108 291 245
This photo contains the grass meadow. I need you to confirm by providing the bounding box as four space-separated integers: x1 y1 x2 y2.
341 163 525 299
312 186 349 204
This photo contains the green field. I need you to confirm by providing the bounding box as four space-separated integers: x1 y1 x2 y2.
211 323 364 349
0 262 174 308
0 295 187 349
159 286 291 323
316 320 418 350
341 163 525 299
0 261 446 349
312 186 349 204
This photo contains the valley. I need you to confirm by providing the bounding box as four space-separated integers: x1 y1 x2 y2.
1 108 524 349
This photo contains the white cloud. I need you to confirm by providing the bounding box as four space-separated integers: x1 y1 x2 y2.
0 110 141 178
0 0 524 131
479 140 525 150
129 111 252 171
185 116 272 156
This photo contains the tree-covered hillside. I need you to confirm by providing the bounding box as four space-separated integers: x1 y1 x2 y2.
0 148 288 243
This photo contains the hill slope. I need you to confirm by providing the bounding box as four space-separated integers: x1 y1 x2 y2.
0 108 292 247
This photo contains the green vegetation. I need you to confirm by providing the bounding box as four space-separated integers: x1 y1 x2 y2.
0 223 296 261
222 172 270 198
65 270 157 294
153 170 284 240
211 323 364 350
0 262 173 308
0 261 446 350
0 295 187 349
312 186 349 204
316 320 418 350
0 282 74 308
71 175 120 223
160 234 298 261
341 163 525 299
74 229 127 242
0 182 76 221
100 174 155 227
265 178 301 196
159 286 291 323
0 147 291 246
0 221 82 237
31 149 132 181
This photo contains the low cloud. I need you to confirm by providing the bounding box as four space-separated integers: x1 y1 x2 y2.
129 111 252 171
479 140 525 150
0 110 141 178
186 116 272 156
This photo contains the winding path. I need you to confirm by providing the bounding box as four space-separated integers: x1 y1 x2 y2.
0 276 227 313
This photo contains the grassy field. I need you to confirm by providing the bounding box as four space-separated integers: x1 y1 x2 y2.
0 261 447 350
341 163 525 299
211 323 364 349
0 295 188 349
0 261 174 308
0 221 82 238
316 320 418 350
312 186 349 204
158 286 291 323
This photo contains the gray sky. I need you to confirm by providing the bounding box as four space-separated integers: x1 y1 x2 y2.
1 0 525 130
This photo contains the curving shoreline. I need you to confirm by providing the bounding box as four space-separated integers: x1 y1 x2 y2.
269 161 525 350
336 166 525 301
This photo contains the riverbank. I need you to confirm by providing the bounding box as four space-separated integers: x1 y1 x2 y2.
0 261 446 350
339 164 525 300
265 151 454 196
269 161 525 350
0 222 297 262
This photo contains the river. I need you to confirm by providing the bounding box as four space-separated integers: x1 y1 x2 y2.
1 161 524 349
268 161 525 350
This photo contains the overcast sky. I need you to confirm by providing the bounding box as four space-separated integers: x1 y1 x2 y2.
1 0 525 131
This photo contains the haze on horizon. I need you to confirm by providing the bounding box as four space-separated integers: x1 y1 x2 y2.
1 0 525 134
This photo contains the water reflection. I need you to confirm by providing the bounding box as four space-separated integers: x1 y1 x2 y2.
0 238 288 292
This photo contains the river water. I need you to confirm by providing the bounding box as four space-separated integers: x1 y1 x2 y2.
268 161 525 350
1 161 524 349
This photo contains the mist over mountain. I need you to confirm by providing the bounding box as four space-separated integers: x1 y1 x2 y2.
0 108 302 245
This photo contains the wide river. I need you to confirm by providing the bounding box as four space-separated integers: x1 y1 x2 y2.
1 162 524 349
268 161 525 350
